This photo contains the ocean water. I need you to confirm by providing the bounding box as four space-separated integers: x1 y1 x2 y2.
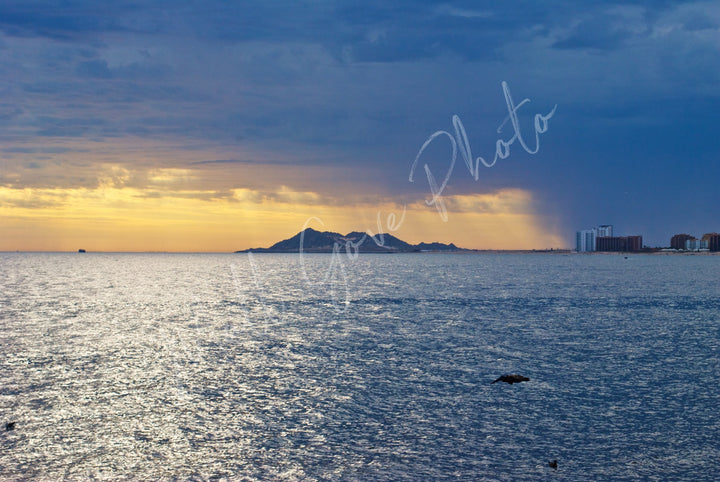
1 252 719 480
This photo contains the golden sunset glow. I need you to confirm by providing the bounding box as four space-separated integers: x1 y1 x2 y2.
0 180 564 252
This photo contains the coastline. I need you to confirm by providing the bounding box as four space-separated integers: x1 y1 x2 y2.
4 249 720 255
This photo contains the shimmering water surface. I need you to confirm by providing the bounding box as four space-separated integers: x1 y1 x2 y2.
1 252 719 480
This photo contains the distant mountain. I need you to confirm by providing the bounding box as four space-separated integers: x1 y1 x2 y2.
236 228 464 253
414 241 459 251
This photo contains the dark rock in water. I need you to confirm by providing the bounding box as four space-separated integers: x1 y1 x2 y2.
78 249 86 253
549 460 558 469
5 421 15 431
491 374 529 384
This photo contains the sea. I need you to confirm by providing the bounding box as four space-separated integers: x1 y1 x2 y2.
1 252 719 481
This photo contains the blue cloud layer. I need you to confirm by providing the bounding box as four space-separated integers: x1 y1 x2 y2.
1 0 718 246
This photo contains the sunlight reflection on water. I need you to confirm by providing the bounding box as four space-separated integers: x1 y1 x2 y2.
1 253 719 480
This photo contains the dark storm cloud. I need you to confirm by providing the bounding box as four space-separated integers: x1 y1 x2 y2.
552 17 643 50
0 0 134 39
1 0 718 246
76 59 113 78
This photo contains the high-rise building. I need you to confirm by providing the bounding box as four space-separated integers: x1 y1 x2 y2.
576 229 596 252
626 235 643 252
685 238 708 251
702 233 720 252
596 235 643 252
670 234 695 250
576 225 614 252
597 225 613 237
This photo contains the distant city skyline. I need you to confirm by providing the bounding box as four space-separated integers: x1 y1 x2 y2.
577 224 720 252
1 2 719 251
670 232 720 251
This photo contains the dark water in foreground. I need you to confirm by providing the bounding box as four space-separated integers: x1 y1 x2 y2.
1 252 719 480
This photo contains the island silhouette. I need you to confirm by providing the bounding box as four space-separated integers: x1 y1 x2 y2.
236 227 464 253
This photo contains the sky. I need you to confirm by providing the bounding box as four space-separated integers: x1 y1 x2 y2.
1 0 719 251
